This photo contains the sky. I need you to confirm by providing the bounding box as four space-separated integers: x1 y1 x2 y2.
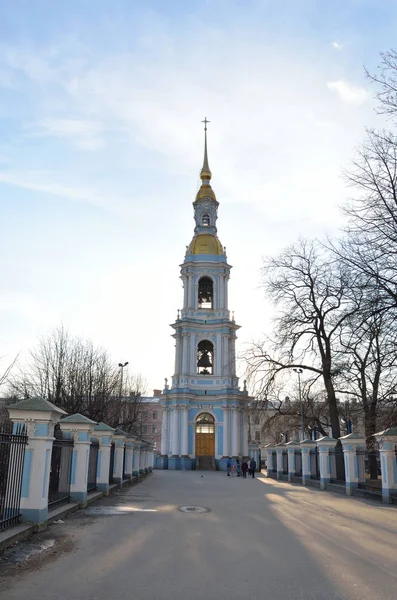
0 0 396 395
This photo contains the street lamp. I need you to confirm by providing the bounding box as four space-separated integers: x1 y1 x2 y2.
293 368 304 441
118 362 129 399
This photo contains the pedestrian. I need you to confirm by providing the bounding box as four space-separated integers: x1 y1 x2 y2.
236 458 241 477
250 457 257 478
226 456 232 477
242 460 248 479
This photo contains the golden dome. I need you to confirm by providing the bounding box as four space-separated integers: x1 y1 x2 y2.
188 234 224 255
195 183 217 201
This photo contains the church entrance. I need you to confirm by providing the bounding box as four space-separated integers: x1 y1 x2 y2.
195 413 215 457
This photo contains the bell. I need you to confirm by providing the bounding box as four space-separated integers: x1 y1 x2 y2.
197 351 212 368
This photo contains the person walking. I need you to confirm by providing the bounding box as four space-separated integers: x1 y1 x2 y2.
250 458 257 478
226 457 232 477
242 460 248 479
236 458 241 477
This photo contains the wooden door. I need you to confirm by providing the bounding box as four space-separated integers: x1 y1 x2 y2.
196 433 215 456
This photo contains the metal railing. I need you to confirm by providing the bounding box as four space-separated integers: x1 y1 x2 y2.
48 427 74 510
310 447 320 479
359 447 382 494
109 443 115 484
295 449 302 476
87 440 99 492
282 450 288 475
0 423 28 531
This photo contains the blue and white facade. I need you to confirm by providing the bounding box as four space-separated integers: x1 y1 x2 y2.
159 126 249 470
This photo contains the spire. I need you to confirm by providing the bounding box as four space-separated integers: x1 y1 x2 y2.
200 117 212 181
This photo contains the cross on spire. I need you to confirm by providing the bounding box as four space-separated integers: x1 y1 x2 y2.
200 118 212 181
201 117 210 131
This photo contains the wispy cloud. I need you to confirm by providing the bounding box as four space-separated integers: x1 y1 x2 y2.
331 41 343 50
29 118 105 150
326 80 368 105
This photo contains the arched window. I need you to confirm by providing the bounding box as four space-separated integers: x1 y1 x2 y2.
197 340 214 375
198 276 213 309
202 213 210 227
196 412 215 434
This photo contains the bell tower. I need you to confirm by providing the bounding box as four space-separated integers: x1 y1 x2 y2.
159 120 249 471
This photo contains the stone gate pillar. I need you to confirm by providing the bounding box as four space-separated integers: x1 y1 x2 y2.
316 436 337 490
7 397 66 524
300 439 316 485
374 427 397 503
93 422 115 494
286 441 300 482
112 428 127 485
59 413 96 506
340 433 366 495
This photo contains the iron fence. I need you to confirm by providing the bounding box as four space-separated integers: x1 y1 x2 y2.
87 440 99 492
109 442 115 484
359 445 382 494
122 447 126 480
271 451 277 473
310 447 320 479
0 423 28 531
295 449 302 476
48 427 74 509
282 450 288 475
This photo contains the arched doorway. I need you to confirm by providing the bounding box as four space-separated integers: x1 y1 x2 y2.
195 413 215 456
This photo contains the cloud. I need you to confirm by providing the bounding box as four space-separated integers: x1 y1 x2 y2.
30 118 105 150
331 41 343 50
326 80 368 105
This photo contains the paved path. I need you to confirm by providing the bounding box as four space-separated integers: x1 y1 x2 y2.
1 471 397 600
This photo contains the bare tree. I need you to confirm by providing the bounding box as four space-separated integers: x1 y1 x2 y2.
7 326 146 432
339 129 397 314
336 307 397 448
245 239 360 446
366 49 397 119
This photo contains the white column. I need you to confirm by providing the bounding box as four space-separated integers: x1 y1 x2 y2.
242 410 249 457
223 336 229 377
171 407 180 456
222 407 230 457
219 274 224 309
181 335 187 374
232 408 239 457
181 406 188 456
190 334 196 376
187 273 192 308
124 442 134 479
183 275 188 307
225 275 229 309
160 408 169 455
174 336 181 374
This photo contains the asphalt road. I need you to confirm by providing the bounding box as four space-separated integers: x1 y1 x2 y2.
1 470 397 600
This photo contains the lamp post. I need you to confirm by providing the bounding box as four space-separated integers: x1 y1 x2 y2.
118 362 129 400
293 368 304 441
